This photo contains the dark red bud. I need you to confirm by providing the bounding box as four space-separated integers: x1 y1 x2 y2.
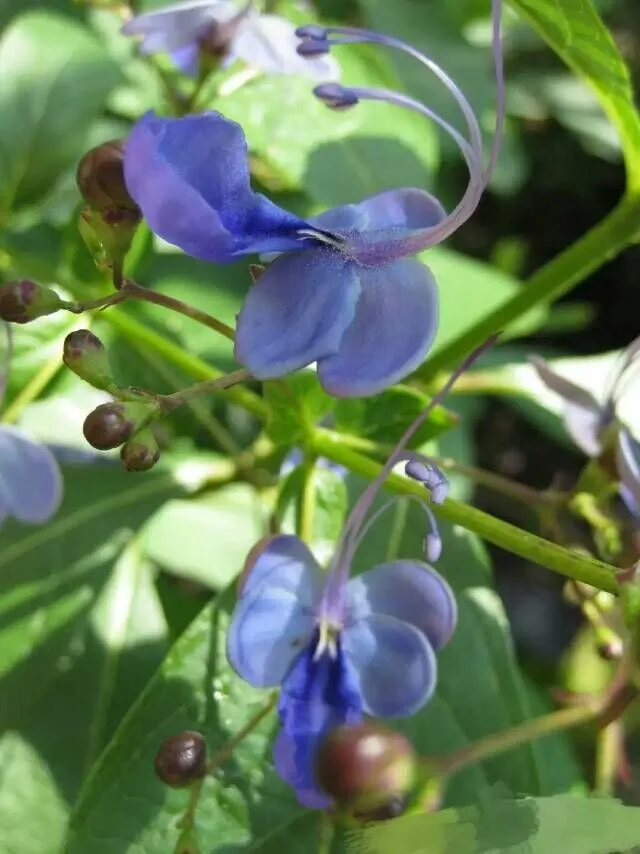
0 280 64 324
63 329 116 391
76 140 139 215
154 731 207 788
83 403 133 450
120 428 160 472
315 723 416 809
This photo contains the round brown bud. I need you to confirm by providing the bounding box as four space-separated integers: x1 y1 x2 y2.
76 140 139 214
154 731 207 788
120 428 160 472
0 280 64 324
83 402 134 450
315 723 416 809
63 329 116 391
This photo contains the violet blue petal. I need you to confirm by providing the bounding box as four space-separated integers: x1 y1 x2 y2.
347 560 457 651
620 484 640 521
226 587 315 687
230 14 339 80
122 0 229 54
124 112 309 262
238 533 323 601
0 426 62 524
616 428 640 512
342 614 436 717
311 188 446 244
170 42 201 75
317 258 438 397
275 636 362 807
234 247 360 378
530 356 604 456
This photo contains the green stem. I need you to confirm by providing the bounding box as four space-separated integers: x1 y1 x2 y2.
436 703 597 779
310 428 619 593
158 369 253 414
594 722 622 795
415 195 640 381
100 310 268 419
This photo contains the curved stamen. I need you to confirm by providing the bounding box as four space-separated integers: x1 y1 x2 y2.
297 0 505 260
348 494 443 564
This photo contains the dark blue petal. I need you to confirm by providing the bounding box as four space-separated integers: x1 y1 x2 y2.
347 560 457 651
275 633 363 807
226 587 315 687
342 614 436 717
124 112 309 262
234 248 360 378
0 426 62 524
317 258 438 397
238 533 323 600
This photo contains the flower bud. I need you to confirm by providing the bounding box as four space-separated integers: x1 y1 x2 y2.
63 329 117 392
76 140 138 215
0 280 65 324
315 723 417 810
83 400 159 451
154 731 207 788
120 428 160 472
352 794 408 823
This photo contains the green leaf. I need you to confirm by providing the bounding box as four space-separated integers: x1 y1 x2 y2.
264 371 334 446
214 45 438 204
143 485 266 591
4 312 77 404
0 11 121 212
334 384 458 449
507 0 640 191
0 465 183 853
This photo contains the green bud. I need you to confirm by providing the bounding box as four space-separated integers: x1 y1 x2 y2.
63 329 117 392
83 400 159 451
0 280 65 324
79 206 140 275
154 731 207 788
120 428 160 472
315 723 417 810
76 140 138 215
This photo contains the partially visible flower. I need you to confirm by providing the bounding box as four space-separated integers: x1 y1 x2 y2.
122 0 339 80
123 0 505 397
531 336 640 521
0 323 62 527
226 340 493 807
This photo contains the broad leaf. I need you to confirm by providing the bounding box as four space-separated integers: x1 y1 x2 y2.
0 11 121 212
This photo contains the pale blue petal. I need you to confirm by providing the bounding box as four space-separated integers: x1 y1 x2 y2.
617 428 640 512
343 614 436 717
234 248 360 379
122 0 226 54
317 258 438 397
347 560 457 651
238 534 323 602
231 15 340 80
0 426 62 524
311 188 446 238
530 356 604 456
170 42 201 75
226 588 315 687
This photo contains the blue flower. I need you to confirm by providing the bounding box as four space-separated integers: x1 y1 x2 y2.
122 0 339 80
227 533 456 807
224 340 497 807
123 11 505 397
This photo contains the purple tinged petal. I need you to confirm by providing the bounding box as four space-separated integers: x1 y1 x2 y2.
230 15 340 80
616 428 640 512
122 0 227 54
530 356 604 456
238 533 323 601
0 426 62 524
170 42 201 75
342 614 436 717
226 588 315 687
347 559 457 651
273 731 331 808
317 258 438 397
124 112 308 262
234 248 360 379
311 188 446 241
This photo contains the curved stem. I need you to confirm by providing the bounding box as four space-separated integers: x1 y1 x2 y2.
310 428 619 593
158 368 252 414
